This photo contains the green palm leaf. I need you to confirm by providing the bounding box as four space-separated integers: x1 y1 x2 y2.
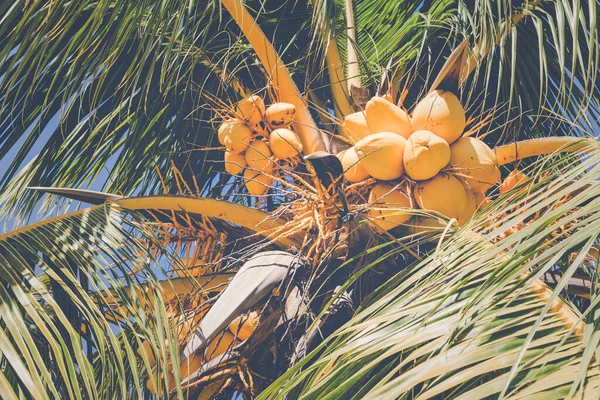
0 204 181 399
260 141 600 399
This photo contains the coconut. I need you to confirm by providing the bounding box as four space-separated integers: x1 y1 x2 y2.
354 132 407 180
264 102 296 128
587 247 599 262
472 190 491 209
175 310 206 343
147 350 202 395
179 352 204 383
205 331 237 361
137 339 170 366
244 169 273 196
457 188 477 226
245 140 273 171
337 147 370 183
449 137 501 191
367 183 413 231
365 96 412 139
403 130 451 180
217 119 236 145
499 169 530 195
342 111 370 142
219 120 252 153
236 95 265 125
269 128 303 159
224 151 246 175
411 90 466 144
229 310 259 341
415 173 467 220
382 93 394 103
146 367 166 395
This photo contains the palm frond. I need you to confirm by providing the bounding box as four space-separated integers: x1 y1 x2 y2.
456 0 600 141
260 140 600 399
0 204 181 398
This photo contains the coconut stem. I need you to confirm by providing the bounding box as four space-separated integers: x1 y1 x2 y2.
220 0 327 154
312 0 354 118
326 39 354 118
115 195 299 248
494 137 591 166
345 0 361 91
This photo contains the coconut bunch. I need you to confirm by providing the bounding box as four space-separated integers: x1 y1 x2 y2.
338 90 502 230
217 95 304 196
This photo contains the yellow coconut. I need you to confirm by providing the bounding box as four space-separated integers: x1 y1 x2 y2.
354 132 407 180
403 130 451 181
411 90 466 144
449 137 501 191
587 247 599 262
364 96 412 139
217 119 236 145
337 147 370 183
205 331 237 361
342 111 370 142
179 352 204 383
245 140 273 171
367 183 413 231
219 120 252 154
457 188 477 226
499 169 530 195
264 102 296 128
269 128 303 159
382 93 394 103
472 190 491 209
137 339 169 366
224 151 246 175
229 310 260 341
415 173 467 220
146 367 166 396
244 169 273 196
175 310 207 343
236 95 265 125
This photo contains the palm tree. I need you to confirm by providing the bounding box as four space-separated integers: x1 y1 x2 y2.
1 0 599 398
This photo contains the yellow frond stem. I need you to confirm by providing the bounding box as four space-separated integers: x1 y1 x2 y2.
221 0 327 153
493 137 592 166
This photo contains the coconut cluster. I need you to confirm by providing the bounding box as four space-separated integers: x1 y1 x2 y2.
218 95 303 196
339 90 501 230
144 305 261 395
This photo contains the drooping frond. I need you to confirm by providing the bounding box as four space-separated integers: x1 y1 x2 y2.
456 0 600 141
260 140 600 399
0 204 181 399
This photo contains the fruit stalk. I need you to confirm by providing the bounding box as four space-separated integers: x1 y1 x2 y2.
494 137 591 166
325 37 354 117
345 0 361 91
220 0 327 153
115 195 298 248
311 0 353 117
